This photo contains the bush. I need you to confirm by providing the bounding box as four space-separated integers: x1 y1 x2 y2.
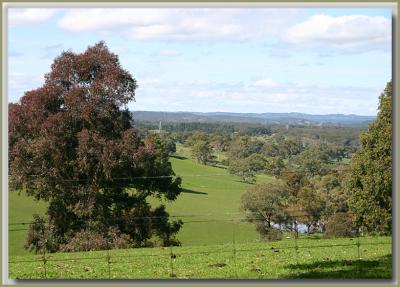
255 223 283 241
60 230 108 252
25 215 62 253
220 159 229 166
324 212 354 238
60 227 131 252
107 227 131 249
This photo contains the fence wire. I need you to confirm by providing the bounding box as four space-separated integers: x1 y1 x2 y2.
8 215 392 279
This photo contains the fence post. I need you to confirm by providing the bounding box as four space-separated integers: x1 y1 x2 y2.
356 229 361 277
106 248 111 279
42 247 47 279
293 216 300 276
232 220 238 279
169 245 175 278
41 237 48 279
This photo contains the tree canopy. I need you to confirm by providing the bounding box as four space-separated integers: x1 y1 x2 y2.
9 42 182 252
240 180 290 240
346 80 392 234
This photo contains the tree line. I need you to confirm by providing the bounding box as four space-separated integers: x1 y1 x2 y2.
241 81 392 239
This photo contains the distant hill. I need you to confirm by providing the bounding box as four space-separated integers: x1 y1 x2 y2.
132 111 375 127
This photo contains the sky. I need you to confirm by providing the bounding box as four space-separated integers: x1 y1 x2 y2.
7 6 393 116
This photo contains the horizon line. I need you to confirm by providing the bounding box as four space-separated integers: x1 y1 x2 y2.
131 110 377 117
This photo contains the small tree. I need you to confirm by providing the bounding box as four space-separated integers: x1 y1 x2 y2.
312 172 349 231
296 187 325 233
265 156 285 176
210 134 230 153
228 154 268 183
324 212 354 238
190 140 213 165
281 138 303 159
240 180 290 240
228 159 255 183
184 131 208 147
227 136 253 159
158 133 176 155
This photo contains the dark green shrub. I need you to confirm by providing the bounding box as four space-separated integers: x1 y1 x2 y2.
324 212 354 238
25 214 62 253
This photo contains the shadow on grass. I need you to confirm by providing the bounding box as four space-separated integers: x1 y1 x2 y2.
283 254 392 279
171 155 187 160
208 163 228 170
233 179 256 185
181 188 208 195
299 233 325 240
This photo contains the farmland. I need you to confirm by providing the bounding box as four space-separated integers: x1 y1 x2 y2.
8 146 393 279
9 145 270 256
9 236 391 279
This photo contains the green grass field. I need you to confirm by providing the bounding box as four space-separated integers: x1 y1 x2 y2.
9 236 391 279
8 146 392 279
149 155 273 247
9 147 272 256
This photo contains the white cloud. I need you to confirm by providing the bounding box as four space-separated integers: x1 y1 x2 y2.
132 78 381 115
282 14 391 51
159 49 181 57
139 78 163 85
56 8 390 50
57 8 302 41
252 79 279 88
8 73 44 103
8 8 58 27
58 8 169 32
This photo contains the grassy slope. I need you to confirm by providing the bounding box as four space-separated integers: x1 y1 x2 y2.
9 146 273 256
9 236 392 279
151 156 273 246
9 191 47 256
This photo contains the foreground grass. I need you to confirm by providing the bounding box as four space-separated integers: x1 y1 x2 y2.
9 236 391 279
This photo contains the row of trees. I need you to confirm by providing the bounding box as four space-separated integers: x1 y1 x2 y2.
135 121 272 136
136 120 364 150
241 81 392 238
183 130 349 183
241 170 350 240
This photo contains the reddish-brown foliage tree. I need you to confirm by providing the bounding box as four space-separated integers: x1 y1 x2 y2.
9 42 182 252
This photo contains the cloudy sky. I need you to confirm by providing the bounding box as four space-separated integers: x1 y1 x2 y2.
7 6 392 115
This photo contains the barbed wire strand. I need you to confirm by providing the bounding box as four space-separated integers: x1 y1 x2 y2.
8 241 391 265
9 167 351 185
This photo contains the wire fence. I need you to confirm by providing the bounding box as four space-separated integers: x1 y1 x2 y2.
7 170 388 279
8 214 392 279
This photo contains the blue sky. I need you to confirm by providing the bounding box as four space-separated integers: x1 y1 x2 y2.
7 6 393 115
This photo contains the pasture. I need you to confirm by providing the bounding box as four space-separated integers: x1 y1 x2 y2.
9 148 272 256
9 236 391 279
8 146 392 279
